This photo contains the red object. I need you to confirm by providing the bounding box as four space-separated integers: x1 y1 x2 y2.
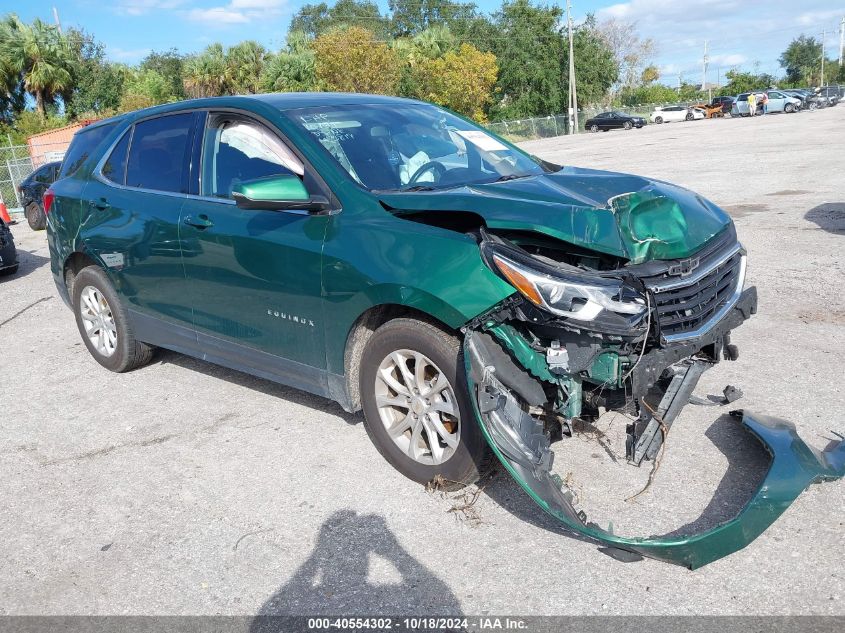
0 201 14 225
43 189 55 215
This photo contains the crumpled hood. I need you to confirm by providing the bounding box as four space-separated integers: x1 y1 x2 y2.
378 166 733 263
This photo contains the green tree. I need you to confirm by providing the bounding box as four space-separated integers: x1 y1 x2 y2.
779 35 822 85
183 43 232 97
227 40 269 94
65 29 125 118
490 0 564 119
139 49 186 99
389 0 477 37
312 26 401 94
410 43 497 120
618 82 679 106
261 32 317 92
720 69 775 95
0 15 74 117
290 0 391 39
569 16 619 107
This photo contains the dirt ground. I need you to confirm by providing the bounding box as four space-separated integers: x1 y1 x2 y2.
0 105 843 616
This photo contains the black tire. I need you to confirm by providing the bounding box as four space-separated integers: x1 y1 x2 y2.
0 264 18 277
784 103 794 113
654 116 663 124
623 121 632 130
72 265 154 372
359 318 489 490
25 202 46 231
685 112 694 121
589 124 599 132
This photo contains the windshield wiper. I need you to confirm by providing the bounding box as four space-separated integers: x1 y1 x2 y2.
399 184 437 192
491 173 531 183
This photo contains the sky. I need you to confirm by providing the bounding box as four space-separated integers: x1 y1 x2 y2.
5 0 845 86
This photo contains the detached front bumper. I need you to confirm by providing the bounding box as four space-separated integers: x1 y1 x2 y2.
465 330 845 569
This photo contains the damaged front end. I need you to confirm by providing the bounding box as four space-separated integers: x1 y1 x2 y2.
462 219 844 569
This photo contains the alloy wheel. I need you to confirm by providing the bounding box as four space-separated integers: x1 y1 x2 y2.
374 349 461 466
79 285 118 357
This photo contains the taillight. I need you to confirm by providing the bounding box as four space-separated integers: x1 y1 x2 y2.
43 188 55 215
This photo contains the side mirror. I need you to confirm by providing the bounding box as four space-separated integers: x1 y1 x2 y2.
231 174 331 213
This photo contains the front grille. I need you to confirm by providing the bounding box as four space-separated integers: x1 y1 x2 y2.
647 249 743 339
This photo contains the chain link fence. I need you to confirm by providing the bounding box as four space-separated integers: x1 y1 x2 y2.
0 141 68 212
487 102 702 142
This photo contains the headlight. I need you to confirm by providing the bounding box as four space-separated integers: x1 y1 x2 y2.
490 251 646 321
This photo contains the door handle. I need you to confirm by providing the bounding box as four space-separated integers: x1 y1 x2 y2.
183 214 214 229
89 198 110 211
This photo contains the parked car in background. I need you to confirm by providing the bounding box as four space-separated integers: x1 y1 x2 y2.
781 89 817 110
18 161 61 230
711 95 735 114
818 86 841 106
731 91 801 116
584 111 646 132
0 216 18 276
649 105 704 123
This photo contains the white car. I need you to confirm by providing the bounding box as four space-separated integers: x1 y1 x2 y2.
650 105 705 123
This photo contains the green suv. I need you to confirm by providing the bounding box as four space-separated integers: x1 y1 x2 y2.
46 93 843 568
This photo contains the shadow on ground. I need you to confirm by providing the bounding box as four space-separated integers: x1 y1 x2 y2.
804 203 845 234
155 349 361 425
250 509 462 629
0 247 51 282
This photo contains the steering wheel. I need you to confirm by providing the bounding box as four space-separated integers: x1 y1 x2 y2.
408 161 446 186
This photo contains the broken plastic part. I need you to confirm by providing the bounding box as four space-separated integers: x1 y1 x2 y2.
465 330 845 569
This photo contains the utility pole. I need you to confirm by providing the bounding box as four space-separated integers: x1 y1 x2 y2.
820 28 826 85
52 7 62 34
701 40 709 90
839 16 844 66
566 0 579 134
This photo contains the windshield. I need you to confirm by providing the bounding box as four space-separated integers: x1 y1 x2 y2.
285 103 545 191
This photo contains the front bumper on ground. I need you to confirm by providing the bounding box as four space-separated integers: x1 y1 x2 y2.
464 287 844 569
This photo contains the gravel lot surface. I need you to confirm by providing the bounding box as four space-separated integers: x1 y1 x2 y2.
1 106 843 616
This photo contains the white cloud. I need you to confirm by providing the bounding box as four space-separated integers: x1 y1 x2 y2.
710 53 747 66
186 7 250 23
109 46 152 61
185 0 286 25
115 0 186 16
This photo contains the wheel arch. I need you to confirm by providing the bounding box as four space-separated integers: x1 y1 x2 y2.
341 302 457 413
63 251 102 300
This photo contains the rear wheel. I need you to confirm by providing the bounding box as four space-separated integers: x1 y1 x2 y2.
72 265 154 372
589 124 599 132
359 318 488 489
25 202 46 231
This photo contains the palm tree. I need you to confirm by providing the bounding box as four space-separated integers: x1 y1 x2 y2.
226 41 269 94
183 43 231 98
0 15 73 117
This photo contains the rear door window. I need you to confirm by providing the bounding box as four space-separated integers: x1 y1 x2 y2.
126 113 194 193
101 130 131 185
59 122 117 179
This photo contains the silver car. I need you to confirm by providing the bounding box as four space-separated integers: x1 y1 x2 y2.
732 90 801 116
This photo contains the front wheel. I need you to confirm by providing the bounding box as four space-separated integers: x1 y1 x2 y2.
589 124 599 132
25 202 46 231
654 116 663 124
623 121 632 130
685 112 694 121
359 318 489 489
72 265 154 372
784 103 794 113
